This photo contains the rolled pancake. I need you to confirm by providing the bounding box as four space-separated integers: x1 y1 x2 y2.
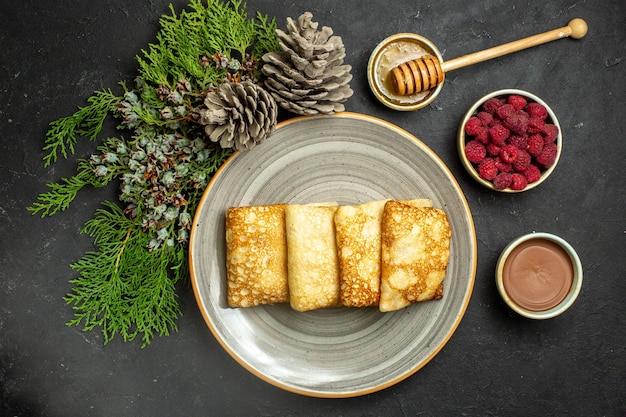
335 199 432 307
225 204 289 307
285 204 340 312
379 200 451 312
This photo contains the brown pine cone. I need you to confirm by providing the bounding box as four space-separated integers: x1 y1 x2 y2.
261 12 353 115
198 81 278 151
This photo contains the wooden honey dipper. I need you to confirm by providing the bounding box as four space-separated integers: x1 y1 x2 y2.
391 18 588 95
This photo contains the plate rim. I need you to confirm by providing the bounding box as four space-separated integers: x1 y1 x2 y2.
189 111 477 398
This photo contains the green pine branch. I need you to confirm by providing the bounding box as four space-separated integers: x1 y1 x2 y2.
136 0 278 91
31 0 282 348
253 11 280 59
216 0 257 59
65 201 184 347
42 89 122 167
28 161 100 217
28 150 123 218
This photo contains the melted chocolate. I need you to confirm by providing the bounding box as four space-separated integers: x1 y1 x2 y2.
502 238 574 312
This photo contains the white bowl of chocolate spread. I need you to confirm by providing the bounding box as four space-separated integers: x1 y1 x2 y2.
496 232 583 319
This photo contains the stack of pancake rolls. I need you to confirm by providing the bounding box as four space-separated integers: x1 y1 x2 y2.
224 199 451 312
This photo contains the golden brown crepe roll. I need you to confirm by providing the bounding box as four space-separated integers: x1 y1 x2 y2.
225 204 289 307
285 204 340 312
334 200 386 307
379 200 451 312
399 198 433 208
334 199 434 307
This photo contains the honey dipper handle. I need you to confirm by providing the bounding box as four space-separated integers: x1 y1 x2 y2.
441 18 588 73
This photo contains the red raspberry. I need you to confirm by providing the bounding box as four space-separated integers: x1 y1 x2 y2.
542 124 559 143
493 172 513 190
536 142 558 168
490 118 502 128
507 94 527 111
465 116 483 136
474 126 490 144
489 124 510 146
478 158 498 180
527 117 546 134
510 173 528 190
526 102 548 119
526 134 545 156
477 111 494 127
482 98 504 114
523 164 542 183
465 140 487 163
500 144 519 163
508 133 528 150
513 149 531 172
494 157 512 173
496 103 516 120
504 113 529 134
486 142 501 156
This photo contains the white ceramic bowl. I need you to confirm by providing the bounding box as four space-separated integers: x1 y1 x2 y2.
458 89 562 192
496 232 583 319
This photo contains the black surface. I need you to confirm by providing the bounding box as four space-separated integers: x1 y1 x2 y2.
2 1 625 416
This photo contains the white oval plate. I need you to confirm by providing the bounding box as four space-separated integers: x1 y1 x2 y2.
189 112 476 397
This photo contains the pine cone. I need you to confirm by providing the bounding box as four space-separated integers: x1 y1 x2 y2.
198 81 277 151
261 12 353 116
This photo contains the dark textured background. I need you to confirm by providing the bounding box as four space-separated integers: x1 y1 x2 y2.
1 1 625 416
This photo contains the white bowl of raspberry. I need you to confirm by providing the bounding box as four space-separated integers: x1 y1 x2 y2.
457 89 562 192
